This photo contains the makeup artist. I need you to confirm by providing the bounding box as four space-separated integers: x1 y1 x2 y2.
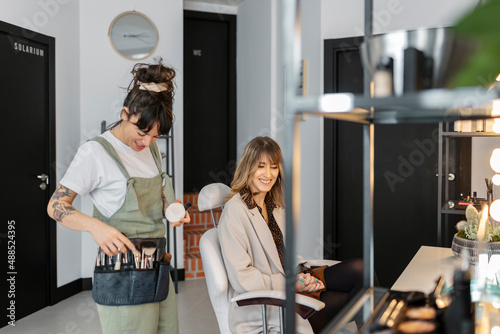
47 59 189 334
218 136 368 333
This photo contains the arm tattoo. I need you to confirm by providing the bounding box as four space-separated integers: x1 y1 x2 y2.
50 185 75 222
52 201 76 222
51 184 72 201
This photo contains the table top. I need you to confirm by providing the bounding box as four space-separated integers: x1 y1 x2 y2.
391 246 457 294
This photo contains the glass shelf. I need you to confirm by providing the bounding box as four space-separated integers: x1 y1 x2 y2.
442 131 500 137
296 87 499 125
322 287 389 334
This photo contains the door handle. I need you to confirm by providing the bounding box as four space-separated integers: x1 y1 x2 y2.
37 173 49 190
435 173 455 181
37 173 49 184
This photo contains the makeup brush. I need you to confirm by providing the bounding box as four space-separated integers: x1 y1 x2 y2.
133 249 141 269
114 252 122 270
141 241 157 269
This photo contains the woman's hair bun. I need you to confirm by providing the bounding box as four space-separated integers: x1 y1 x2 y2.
129 57 176 96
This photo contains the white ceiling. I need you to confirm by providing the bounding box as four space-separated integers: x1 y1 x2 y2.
184 0 244 6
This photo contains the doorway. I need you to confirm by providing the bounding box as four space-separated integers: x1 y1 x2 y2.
0 20 56 326
183 11 236 193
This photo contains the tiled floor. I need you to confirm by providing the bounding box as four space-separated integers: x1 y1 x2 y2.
0 278 219 334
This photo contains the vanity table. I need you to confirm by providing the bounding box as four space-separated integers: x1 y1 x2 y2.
392 246 456 294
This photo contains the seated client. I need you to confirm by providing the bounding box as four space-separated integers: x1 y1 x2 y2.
218 136 367 333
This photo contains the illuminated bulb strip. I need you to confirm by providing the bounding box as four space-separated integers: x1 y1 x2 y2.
319 94 354 113
491 200 500 222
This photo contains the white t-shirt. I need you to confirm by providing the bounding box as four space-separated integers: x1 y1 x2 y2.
60 131 163 218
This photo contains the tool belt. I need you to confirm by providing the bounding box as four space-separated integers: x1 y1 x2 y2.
92 237 171 306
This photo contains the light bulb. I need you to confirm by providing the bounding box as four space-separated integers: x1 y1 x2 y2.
493 121 500 134
493 100 500 116
493 174 500 186
491 200 500 222
491 149 500 173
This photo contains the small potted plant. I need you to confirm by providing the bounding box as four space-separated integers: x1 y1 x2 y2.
452 205 500 263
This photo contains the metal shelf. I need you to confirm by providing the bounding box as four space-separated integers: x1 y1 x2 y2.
442 131 500 137
295 88 499 124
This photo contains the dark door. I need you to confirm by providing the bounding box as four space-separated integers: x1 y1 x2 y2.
183 11 236 193
0 21 56 326
324 37 438 287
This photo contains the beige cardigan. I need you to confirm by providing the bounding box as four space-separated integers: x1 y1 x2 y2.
218 193 314 334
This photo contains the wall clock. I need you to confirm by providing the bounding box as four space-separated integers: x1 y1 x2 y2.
108 11 158 60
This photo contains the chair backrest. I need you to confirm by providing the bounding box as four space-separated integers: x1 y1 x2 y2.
199 228 231 334
198 183 231 228
197 183 231 211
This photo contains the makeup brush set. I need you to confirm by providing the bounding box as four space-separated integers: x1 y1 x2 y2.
92 237 172 306
95 241 168 270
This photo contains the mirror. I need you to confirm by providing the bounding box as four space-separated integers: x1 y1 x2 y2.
108 11 158 60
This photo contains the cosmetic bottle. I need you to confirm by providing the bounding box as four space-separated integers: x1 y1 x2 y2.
444 267 474 334
373 57 393 98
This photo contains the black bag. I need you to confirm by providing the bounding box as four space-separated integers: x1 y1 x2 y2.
92 238 171 306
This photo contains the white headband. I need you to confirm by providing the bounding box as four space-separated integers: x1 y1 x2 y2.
138 82 168 93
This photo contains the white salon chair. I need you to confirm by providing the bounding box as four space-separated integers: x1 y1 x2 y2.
197 182 231 228
200 229 327 334
198 183 331 334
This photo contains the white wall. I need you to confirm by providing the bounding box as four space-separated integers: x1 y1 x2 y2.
79 0 184 279
321 0 477 39
0 0 82 287
236 0 273 155
472 138 500 200
296 0 324 259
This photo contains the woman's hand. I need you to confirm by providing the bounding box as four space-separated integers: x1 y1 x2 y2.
88 220 136 257
169 199 191 227
296 273 325 293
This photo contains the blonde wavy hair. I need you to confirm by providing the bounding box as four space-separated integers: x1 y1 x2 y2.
225 136 284 207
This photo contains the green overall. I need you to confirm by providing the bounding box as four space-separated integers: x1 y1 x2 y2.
92 137 178 334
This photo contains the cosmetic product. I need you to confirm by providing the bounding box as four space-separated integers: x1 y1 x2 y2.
398 320 436 334
378 299 397 327
444 266 473 334
373 57 394 97
165 202 186 222
476 119 485 132
406 307 436 320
